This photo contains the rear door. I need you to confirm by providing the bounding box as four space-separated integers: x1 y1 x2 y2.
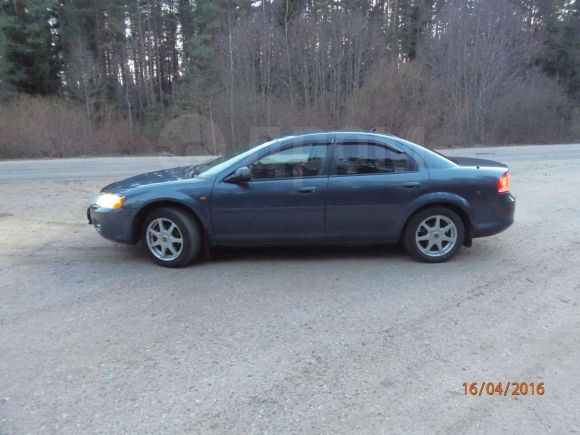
210 140 331 244
325 140 429 242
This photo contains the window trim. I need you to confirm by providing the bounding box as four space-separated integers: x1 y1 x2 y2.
329 141 420 177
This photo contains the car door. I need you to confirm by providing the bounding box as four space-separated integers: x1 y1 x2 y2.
210 141 331 244
325 140 429 242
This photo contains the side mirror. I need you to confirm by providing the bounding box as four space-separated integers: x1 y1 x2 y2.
226 166 252 183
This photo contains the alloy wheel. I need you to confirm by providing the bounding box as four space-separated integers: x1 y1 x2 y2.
146 217 183 261
415 215 458 257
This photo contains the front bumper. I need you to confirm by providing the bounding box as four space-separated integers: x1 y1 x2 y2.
87 205 137 244
472 193 516 238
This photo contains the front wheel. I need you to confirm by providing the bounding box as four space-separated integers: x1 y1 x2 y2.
142 207 201 268
404 207 465 263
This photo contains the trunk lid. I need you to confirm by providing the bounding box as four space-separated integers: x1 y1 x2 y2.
448 156 507 168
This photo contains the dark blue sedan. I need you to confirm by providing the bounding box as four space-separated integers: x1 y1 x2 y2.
88 132 515 267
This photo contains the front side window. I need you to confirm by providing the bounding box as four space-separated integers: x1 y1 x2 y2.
250 144 326 179
333 143 417 175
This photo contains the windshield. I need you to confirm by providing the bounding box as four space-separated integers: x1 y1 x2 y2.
190 139 277 177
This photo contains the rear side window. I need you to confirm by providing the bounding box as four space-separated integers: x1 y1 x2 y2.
333 143 417 175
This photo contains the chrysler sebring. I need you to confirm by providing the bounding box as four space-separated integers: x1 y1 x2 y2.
87 132 515 267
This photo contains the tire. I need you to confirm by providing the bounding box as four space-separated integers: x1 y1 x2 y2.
403 206 465 263
141 207 201 268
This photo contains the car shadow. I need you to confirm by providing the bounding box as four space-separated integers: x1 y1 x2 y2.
206 244 406 264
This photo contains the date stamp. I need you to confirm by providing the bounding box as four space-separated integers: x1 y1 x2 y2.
463 382 544 397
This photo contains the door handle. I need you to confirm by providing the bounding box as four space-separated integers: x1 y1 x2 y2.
400 182 421 189
296 186 317 193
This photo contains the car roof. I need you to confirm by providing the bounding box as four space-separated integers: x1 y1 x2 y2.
334 131 401 140
272 131 402 144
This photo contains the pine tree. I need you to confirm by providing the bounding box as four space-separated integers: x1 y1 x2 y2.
398 0 436 60
541 0 580 98
0 0 61 94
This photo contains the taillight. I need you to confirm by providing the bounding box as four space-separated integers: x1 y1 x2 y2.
497 172 510 193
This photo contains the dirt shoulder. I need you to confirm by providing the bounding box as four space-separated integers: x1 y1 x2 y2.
0 146 579 433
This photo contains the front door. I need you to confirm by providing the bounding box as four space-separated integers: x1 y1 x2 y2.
211 142 330 244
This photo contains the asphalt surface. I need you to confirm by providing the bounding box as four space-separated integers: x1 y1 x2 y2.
1 143 580 182
0 144 579 433
0 156 208 182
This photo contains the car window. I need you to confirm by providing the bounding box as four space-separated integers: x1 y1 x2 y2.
333 143 417 175
250 144 326 179
191 138 278 177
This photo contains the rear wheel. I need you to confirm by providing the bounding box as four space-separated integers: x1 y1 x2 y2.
404 207 465 263
142 207 201 268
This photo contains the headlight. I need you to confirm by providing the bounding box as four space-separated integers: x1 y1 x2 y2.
95 193 125 209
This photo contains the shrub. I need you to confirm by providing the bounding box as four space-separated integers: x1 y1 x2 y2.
0 96 148 158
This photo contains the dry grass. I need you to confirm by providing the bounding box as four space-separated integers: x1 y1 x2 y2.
0 92 577 159
0 96 148 158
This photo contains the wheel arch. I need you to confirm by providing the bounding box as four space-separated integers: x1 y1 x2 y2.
132 200 206 243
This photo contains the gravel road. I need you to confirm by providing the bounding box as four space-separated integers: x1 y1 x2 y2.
0 144 579 433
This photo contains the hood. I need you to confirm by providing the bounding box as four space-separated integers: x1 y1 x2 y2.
448 156 507 169
102 166 192 193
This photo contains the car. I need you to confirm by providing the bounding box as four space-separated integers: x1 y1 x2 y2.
87 132 515 267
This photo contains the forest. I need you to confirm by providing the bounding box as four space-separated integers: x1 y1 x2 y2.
0 0 578 157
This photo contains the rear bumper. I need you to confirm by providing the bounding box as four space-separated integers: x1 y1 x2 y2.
472 193 515 238
87 205 137 244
